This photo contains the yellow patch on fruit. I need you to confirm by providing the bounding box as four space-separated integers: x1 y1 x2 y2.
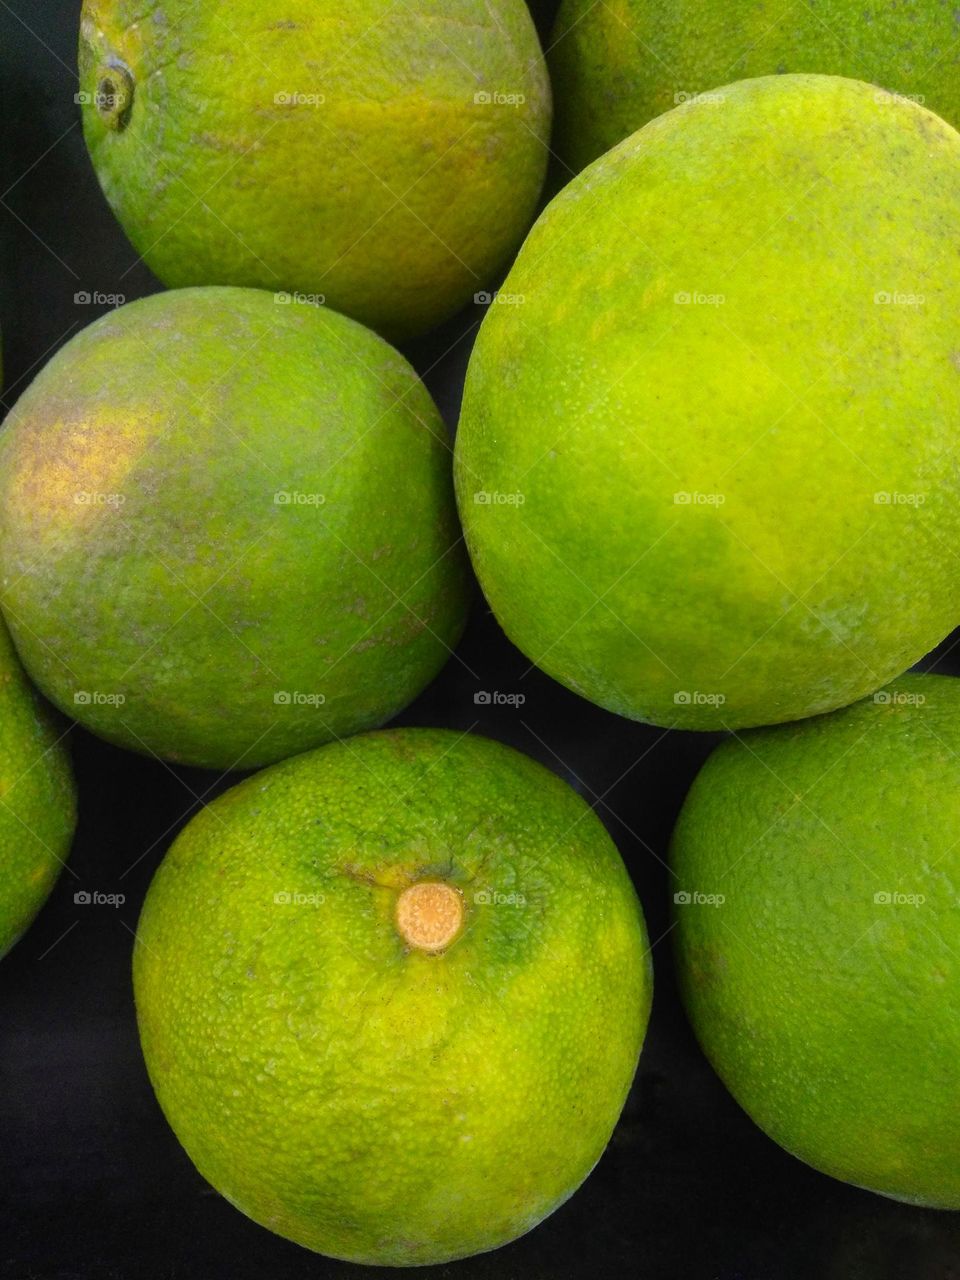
4 408 145 536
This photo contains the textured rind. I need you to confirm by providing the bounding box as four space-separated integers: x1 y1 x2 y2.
78 0 552 341
455 75 960 731
134 729 652 1265
0 620 76 958
672 673 960 1207
0 287 470 770
550 0 960 170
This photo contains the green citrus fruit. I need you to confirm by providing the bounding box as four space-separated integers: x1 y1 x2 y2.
672 672 960 1206
549 0 960 171
455 75 960 732
0 287 468 771
133 728 651 1265
78 0 552 341
0 619 76 959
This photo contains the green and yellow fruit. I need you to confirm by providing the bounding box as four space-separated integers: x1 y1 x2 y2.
673 673 960 1207
550 0 960 171
0 287 468 770
0 620 76 958
455 75 960 731
134 728 652 1265
79 0 552 341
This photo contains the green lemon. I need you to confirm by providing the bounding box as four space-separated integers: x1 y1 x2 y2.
455 75 960 732
0 287 468 771
672 673 960 1207
78 0 552 341
134 728 652 1265
0 620 76 958
550 0 960 171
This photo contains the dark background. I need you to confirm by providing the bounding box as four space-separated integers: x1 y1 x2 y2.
2 3 960 1277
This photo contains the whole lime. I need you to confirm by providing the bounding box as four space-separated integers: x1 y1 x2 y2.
455 75 960 732
550 0 960 171
78 0 552 341
673 673 960 1207
0 288 468 770
133 728 652 1265
0 620 76 958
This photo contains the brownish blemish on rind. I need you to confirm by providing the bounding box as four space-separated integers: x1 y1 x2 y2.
3 406 148 541
395 881 464 953
95 62 135 130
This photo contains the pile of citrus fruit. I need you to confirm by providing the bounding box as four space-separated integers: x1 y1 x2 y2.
4 0 960 1265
